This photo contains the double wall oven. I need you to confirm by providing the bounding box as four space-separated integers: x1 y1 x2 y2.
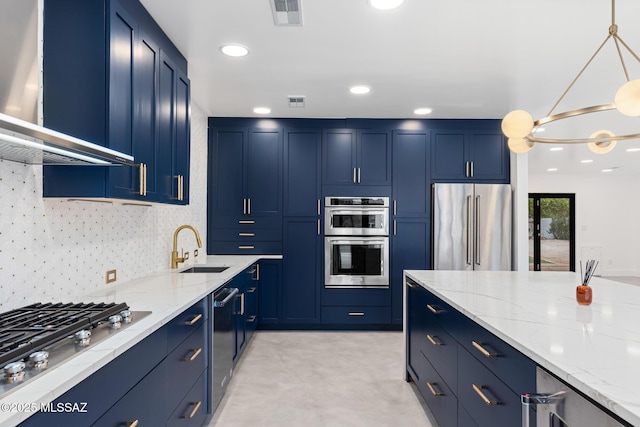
324 197 389 288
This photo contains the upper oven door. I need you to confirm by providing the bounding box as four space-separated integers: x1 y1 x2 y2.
324 207 389 236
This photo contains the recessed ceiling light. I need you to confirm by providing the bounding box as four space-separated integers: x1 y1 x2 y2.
220 44 250 57
602 168 613 172
549 147 563 151
349 85 371 95
367 0 404 10
547 168 558 172
414 108 433 115
253 107 271 114
581 159 593 163
626 148 640 152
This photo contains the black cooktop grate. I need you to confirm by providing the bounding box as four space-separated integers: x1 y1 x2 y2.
0 302 129 368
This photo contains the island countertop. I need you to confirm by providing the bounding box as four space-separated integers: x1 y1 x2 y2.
0 255 280 426
405 270 640 426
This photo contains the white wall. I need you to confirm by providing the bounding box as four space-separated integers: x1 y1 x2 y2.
529 172 640 277
0 104 208 310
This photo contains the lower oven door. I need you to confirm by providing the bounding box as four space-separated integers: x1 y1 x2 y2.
324 236 389 288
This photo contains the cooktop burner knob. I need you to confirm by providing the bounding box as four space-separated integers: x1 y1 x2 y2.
120 310 132 324
109 314 123 329
4 361 26 383
28 351 49 370
75 329 92 347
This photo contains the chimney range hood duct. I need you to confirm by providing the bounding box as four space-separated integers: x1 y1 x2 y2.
0 112 134 166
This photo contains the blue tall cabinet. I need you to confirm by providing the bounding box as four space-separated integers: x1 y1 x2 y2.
208 118 510 329
42 0 190 204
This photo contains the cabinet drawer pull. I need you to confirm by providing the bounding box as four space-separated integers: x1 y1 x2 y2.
426 334 442 346
406 281 417 289
238 245 255 249
239 220 255 224
472 384 498 406
185 313 202 326
247 315 257 323
246 287 257 293
184 313 202 326
426 304 444 314
426 382 444 397
238 233 255 237
126 421 139 427
182 401 202 419
348 312 365 316
183 347 202 362
472 340 498 358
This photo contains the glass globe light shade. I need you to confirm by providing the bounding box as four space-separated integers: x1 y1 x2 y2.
615 79 640 116
501 110 535 139
588 130 617 154
507 138 534 154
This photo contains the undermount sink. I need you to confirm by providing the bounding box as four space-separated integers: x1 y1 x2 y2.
181 266 230 273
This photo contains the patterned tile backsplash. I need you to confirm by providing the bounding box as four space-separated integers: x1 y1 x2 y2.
0 104 208 310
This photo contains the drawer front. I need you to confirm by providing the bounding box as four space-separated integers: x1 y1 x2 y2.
167 372 206 427
167 298 207 354
458 315 535 394
211 216 282 229
213 227 282 241
421 289 463 335
321 306 391 324
457 346 521 427
458 403 480 427
211 240 283 255
416 352 458 427
166 324 207 413
420 320 458 395
322 288 391 307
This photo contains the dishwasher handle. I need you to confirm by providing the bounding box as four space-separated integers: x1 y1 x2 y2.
521 391 566 427
213 288 239 308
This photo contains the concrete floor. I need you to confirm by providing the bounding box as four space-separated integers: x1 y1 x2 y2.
207 331 435 427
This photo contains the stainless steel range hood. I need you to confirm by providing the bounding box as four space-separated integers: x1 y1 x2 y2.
0 112 134 166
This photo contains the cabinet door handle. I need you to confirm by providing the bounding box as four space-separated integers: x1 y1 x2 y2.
465 161 469 177
317 219 321 235
393 200 397 216
317 199 321 215
182 401 202 419
176 175 183 201
184 313 202 326
426 334 442 346
247 315 257 323
238 233 255 237
183 347 202 362
138 164 145 196
426 304 444 314
472 384 499 406
393 219 397 236
179 175 184 200
470 161 474 177
247 198 251 215
240 293 245 315
255 264 260 281
353 168 357 183
358 167 361 183
143 164 147 196
126 421 139 427
348 312 365 316
472 340 498 358
426 382 444 397
243 198 247 215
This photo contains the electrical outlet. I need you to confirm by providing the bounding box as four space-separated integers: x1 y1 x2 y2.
194 249 199 257
184 251 189 260
106 269 117 284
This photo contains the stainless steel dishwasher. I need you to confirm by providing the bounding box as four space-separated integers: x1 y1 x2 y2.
210 286 239 413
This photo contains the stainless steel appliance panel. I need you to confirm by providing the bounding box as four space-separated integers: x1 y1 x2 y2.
324 236 389 288
211 287 239 412
433 183 511 271
324 197 389 236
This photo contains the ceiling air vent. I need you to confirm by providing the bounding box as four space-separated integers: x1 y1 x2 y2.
271 0 302 26
288 96 306 108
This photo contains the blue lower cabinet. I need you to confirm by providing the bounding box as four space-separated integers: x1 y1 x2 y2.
93 361 168 427
407 283 428 380
457 347 521 427
417 352 457 427
321 306 391 324
167 373 207 427
257 260 282 325
244 280 259 342
421 320 458 396
457 404 480 427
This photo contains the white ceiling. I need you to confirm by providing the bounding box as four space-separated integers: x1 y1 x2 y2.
141 1 640 175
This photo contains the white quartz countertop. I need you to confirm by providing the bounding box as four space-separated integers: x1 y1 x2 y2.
405 270 640 426
0 255 280 426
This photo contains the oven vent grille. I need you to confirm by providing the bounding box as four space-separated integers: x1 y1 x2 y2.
271 0 302 26
288 96 306 108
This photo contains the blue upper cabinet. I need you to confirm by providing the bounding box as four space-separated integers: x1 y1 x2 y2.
392 130 431 217
284 129 321 217
42 0 190 204
431 126 509 183
322 129 391 186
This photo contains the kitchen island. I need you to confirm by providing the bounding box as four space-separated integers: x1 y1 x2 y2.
405 270 640 426
0 255 279 426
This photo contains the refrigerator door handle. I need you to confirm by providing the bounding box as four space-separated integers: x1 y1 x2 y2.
475 195 481 265
467 195 473 265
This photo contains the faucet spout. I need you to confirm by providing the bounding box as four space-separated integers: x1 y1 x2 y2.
171 225 203 269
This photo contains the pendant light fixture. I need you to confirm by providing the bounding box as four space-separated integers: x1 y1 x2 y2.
502 0 640 154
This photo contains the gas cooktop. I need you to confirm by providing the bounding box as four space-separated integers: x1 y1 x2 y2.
0 302 150 396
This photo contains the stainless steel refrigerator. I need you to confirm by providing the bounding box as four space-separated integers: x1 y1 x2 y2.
433 183 512 271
